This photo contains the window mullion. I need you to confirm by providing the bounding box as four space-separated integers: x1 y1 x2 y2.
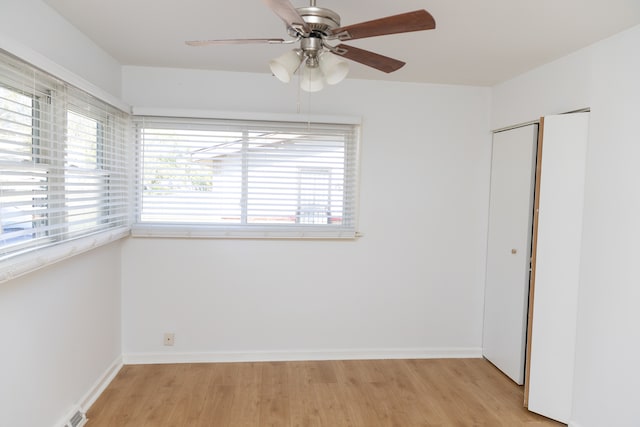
99 118 109 223
31 94 47 242
41 87 67 242
240 129 249 225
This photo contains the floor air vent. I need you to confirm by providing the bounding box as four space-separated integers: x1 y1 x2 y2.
67 409 86 427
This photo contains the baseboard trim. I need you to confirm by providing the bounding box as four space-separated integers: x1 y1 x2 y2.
53 356 122 427
54 405 87 427
122 347 482 365
80 355 123 412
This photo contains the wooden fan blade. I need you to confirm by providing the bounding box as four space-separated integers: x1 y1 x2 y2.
262 0 310 35
331 10 435 41
333 44 405 73
186 38 285 46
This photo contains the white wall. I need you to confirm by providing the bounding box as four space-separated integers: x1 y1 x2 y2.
491 24 640 427
0 243 123 427
572 26 640 427
121 66 492 361
0 2 125 426
0 0 122 98
491 48 592 130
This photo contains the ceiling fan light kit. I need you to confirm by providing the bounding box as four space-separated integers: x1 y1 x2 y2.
300 63 325 92
270 50 349 91
187 0 436 92
319 52 349 85
269 49 302 83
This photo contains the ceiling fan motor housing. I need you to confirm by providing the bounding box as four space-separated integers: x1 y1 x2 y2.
300 36 323 66
291 6 342 65
295 6 341 36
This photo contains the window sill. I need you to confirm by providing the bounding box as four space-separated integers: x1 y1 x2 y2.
0 226 131 284
131 224 359 240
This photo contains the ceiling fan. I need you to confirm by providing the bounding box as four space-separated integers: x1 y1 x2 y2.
186 0 436 91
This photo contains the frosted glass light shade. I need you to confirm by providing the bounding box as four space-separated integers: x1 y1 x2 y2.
319 52 349 85
269 50 302 83
300 66 324 92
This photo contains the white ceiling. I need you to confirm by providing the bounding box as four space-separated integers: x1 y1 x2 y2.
44 0 640 86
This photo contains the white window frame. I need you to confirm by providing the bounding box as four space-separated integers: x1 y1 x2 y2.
0 50 130 281
132 113 361 239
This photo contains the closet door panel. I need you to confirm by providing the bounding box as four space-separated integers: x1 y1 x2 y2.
482 124 538 385
527 112 589 423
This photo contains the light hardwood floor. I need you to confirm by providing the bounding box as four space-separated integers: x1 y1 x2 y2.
87 358 564 426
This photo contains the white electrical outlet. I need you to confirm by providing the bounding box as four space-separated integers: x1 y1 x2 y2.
163 332 175 346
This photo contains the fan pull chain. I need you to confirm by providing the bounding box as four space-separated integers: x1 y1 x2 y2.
296 71 302 114
307 86 312 129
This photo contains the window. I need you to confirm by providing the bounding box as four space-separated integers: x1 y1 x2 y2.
0 85 46 250
133 116 359 238
0 51 129 262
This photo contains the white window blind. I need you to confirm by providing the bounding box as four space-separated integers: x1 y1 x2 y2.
0 51 129 262
133 116 359 238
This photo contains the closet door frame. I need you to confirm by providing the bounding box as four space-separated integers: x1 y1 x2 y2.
524 117 544 405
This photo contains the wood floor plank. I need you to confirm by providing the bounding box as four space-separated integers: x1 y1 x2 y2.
288 386 323 427
163 364 214 426
197 384 236 427
258 382 291 427
336 383 385 427
226 384 262 427
86 358 564 427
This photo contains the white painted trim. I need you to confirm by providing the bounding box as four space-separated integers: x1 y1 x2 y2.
132 106 362 125
0 37 130 113
122 347 482 365
52 356 122 427
54 404 86 427
80 356 124 412
568 422 583 427
130 224 357 240
0 227 130 284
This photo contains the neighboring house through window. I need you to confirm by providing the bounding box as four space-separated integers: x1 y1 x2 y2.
133 116 359 238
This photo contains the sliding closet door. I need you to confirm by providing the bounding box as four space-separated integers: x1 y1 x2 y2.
527 112 589 423
482 124 538 384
